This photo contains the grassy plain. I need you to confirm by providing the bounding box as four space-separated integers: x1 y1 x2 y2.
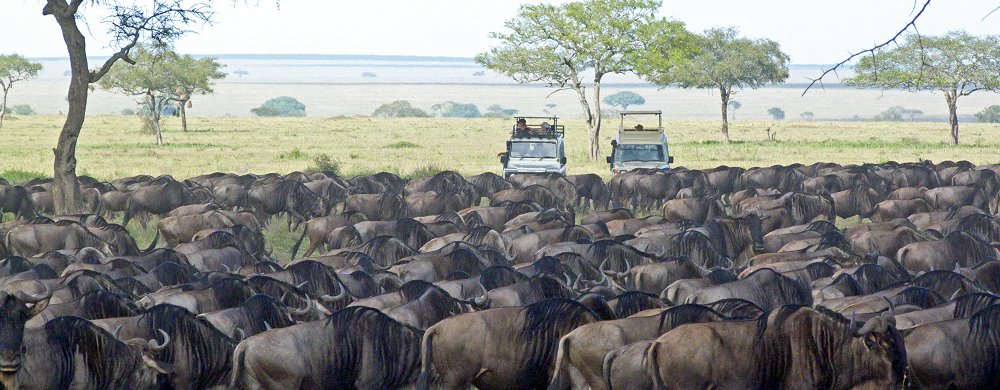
1 115 998 261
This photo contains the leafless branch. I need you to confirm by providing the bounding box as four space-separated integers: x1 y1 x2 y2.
983 4 1000 21
802 0 930 96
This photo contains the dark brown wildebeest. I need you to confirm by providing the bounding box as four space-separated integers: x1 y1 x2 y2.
848 226 928 258
888 186 928 200
467 172 513 205
472 274 575 309
344 192 407 221
197 294 296 340
904 304 1000 389
404 190 468 217
660 193 725 225
661 268 738 305
687 268 813 311
92 303 238 389
509 225 593 264
491 184 571 211
893 292 1000 329
303 177 349 212
5 221 114 257
0 185 37 222
923 185 992 212
157 211 235 248
604 257 706 295
907 205 985 229
289 211 367 258
122 178 203 227
247 180 327 230
831 185 884 222
418 298 597 390
230 306 422 389
741 165 807 193
567 173 610 210
99 189 131 219
646 306 907 389
548 304 727 390
897 230 998 272
704 165 746 205
871 198 933 223
2 316 174 389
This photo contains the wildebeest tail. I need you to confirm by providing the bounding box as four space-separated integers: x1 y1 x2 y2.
646 341 667 390
143 228 160 253
417 327 435 390
290 223 309 259
602 347 618 390
229 341 249 390
121 196 135 227
547 336 574 390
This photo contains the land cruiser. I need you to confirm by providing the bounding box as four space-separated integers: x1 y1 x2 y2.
606 110 673 175
499 116 567 179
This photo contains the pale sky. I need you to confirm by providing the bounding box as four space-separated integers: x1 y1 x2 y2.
2 0 998 64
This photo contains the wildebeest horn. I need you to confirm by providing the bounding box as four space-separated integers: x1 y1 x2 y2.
564 273 572 287
473 294 490 307
572 273 583 290
292 298 314 316
112 325 123 340
264 321 272 331
222 263 233 274
849 311 857 334
14 281 52 303
148 329 170 352
950 290 961 301
883 296 896 316
296 281 309 289
320 288 349 303
235 327 246 341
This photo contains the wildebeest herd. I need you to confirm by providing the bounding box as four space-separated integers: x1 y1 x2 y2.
0 160 998 389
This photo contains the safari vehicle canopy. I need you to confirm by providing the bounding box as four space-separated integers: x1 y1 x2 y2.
500 116 567 179
606 110 673 175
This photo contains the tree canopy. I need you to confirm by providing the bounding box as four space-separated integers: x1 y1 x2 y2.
252 96 306 117
476 0 694 158
168 53 226 131
98 45 176 144
767 107 785 120
603 91 645 110
645 27 789 143
976 105 1000 123
372 100 430 118
0 54 43 128
432 101 481 118
845 31 1000 145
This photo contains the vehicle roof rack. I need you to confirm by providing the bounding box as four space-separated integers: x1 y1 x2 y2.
511 115 564 138
619 110 663 131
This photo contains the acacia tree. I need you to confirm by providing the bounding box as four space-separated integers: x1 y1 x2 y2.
603 91 645 110
168 54 226 132
0 54 43 128
645 27 789 143
845 31 1000 145
728 100 741 121
42 0 212 214
98 45 178 145
476 0 693 159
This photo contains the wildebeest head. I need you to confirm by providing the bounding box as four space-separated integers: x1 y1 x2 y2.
0 283 51 373
852 309 908 388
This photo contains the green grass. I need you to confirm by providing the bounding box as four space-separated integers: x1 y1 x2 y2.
2 115 999 183
3 115 999 261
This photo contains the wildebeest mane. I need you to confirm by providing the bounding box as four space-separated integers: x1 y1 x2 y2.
283 260 347 298
656 304 727 333
946 230 996 266
43 316 168 389
240 294 295 334
320 306 423 388
59 269 138 301
357 235 417 268
956 213 1000 242
480 265 526 290
953 293 1000 318
704 298 765 319
611 291 662 318
76 289 141 319
706 267 738 284
911 270 983 298
518 298 597 389
139 304 236 389
853 264 903 294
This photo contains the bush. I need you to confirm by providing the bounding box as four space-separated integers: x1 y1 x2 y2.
10 104 34 115
372 100 430 118
251 96 306 117
767 107 785 120
361 72 377 78
873 106 922 121
385 141 421 149
484 104 518 118
800 111 814 120
976 105 1000 123
121 108 135 116
432 101 481 118
308 153 341 176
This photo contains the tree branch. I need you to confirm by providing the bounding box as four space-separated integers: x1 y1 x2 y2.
802 0 930 96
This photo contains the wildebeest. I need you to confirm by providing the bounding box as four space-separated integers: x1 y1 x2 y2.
647 306 907 389
230 306 423 389
905 304 1000 389
418 298 597 389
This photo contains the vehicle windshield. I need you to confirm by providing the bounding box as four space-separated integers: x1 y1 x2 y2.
510 141 558 159
615 144 664 162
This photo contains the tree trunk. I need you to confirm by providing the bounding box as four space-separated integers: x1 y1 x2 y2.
51 9 88 214
0 88 8 129
590 79 603 159
180 101 188 132
572 84 598 160
945 91 959 145
719 85 731 144
150 94 163 145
